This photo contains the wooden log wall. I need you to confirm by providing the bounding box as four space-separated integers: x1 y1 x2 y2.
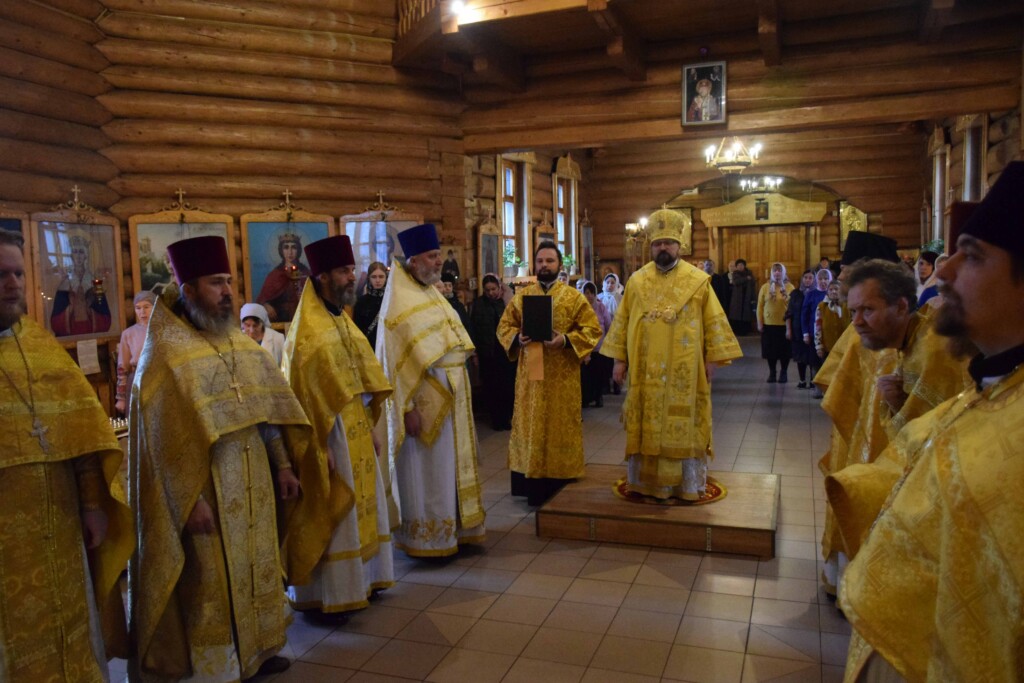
0 1 117 210
580 125 929 263
462 20 1021 261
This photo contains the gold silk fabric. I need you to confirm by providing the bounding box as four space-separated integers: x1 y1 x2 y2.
129 291 321 679
0 318 131 682
281 281 391 583
817 312 969 564
496 281 602 479
601 262 742 463
376 260 484 530
817 301 852 353
839 367 1024 683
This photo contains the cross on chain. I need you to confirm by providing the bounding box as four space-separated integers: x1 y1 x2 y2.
30 417 51 453
229 380 244 404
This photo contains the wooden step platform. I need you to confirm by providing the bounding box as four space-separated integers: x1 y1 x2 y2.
536 464 780 559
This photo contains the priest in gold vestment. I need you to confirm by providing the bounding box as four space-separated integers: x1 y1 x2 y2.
601 209 741 500
497 241 602 506
0 231 132 683
377 224 485 557
838 161 1024 683
816 259 967 595
129 236 342 681
282 236 395 614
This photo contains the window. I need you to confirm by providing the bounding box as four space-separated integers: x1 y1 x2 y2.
554 176 575 258
501 159 519 257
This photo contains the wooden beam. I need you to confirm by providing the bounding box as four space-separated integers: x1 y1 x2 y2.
454 0 588 27
588 0 646 81
757 0 782 66
393 2 443 67
444 28 525 91
919 0 955 43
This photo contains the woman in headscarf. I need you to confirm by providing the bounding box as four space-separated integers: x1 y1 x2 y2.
597 272 622 319
580 280 612 408
800 267 832 389
757 262 794 383
915 250 940 307
114 290 156 414
352 261 388 349
470 274 517 430
786 270 815 389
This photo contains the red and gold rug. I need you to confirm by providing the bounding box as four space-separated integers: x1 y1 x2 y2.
612 477 727 506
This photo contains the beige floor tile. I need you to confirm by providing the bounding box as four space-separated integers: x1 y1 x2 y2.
754 576 819 603
699 555 759 576
645 549 703 569
457 618 537 655
746 624 821 662
425 647 515 683
284 619 336 658
525 552 588 577
372 580 446 611
621 583 690 614
581 667 660 683
750 597 820 631
740 654 822 682
402 562 469 587
775 539 819 560
820 632 851 666
543 601 618 634
662 643 745 683
263 660 355 682
757 558 818 581
487 514 526 533
607 608 681 643
450 566 520 593
634 562 698 590
521 626 603 666
300 631 388 669
360 639 450 680
818 604 852 635
776 524 817 542
473 549 538 571
347 672 426 683
495 532 550 553
426 587 500 618
482 593 556 625
692 571 756 597
592 543 650 563
502 657 586 683
506 572 573 599
684 591 753 623
578 558 642 583
562 577 630 607
339 605 420 638
674 616 750 653
542 539 600 558
393 611 477 646
589 634 671 677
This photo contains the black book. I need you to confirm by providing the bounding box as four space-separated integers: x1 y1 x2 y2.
522 295 553 342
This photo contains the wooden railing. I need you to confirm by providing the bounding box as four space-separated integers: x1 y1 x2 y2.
398 0 439 36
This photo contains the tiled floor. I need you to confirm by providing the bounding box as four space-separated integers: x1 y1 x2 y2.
113 337 850 682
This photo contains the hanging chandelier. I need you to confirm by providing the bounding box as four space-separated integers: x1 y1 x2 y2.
705 137 762 174
739 176 782 194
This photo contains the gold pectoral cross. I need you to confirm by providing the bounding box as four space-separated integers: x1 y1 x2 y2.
229 380 244 403
31 417 51 454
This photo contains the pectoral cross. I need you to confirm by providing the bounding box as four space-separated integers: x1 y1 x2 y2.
229 380 244 404
31 417 51 454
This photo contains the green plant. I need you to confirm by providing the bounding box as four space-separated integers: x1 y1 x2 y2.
502 243 522 268
562 254 577 268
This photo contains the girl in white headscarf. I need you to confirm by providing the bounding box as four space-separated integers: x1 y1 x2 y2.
597 272 622 319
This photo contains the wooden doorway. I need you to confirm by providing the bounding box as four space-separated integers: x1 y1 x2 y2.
720 225 809 284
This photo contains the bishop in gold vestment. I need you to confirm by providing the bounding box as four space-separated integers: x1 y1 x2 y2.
817 262 967 594
601 209 741 500
377 224 485 557
129 237 341 681
496 241 602 504
283 236 394 613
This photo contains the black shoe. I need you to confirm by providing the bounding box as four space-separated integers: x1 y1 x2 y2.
767 375 777 383
612 384 621 395
796 382 808 389
595 398 603 408
779 373 788 384
244 655 290 680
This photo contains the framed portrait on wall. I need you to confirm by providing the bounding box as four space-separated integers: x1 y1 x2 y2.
241 203 335 325
682 61 726 126
477 216 502 291
440 244 464 283
598 259 623 282
0 210 36 318
129 208 236 299
30 209 126 343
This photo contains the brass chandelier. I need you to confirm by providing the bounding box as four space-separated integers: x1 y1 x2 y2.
705 137 762 174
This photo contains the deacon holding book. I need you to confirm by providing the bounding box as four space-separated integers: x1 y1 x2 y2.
497 241 602 505
601 209 742 501
377 223 486 557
